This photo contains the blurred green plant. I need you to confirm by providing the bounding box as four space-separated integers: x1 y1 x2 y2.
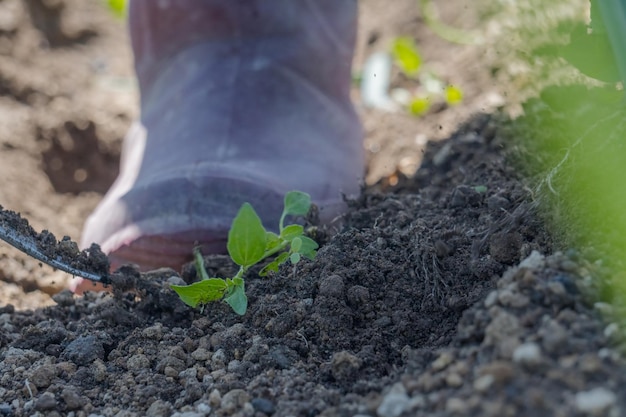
390 37 464 116
392 37 423 76
105 0 127 18
171 191 318 315
505 0 626 310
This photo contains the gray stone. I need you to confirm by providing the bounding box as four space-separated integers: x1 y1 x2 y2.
221 389 250 413
62 388 86 410
34 392 57 411
251 398 275 415
31 364 56 388
377 383 410 417
575 387 616 414
211 349 227 370
142 324 164 340
127 354 150 371
512 342 542 367
540 320 568 353
191 348 211 362
63 336 105 366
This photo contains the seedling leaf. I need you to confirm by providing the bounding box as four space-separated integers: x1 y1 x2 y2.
172 191 319 315
281 225 304 241
409 96 431 116
445 85 463 105
283 191 311 217
392 37 422 76
225 281 247 315
290 252 301 265
290 237 302 253
298 236 319 260
228 203 267 267
171 278 228 308
265 232 280 252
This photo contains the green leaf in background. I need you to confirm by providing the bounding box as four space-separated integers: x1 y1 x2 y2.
473 185 488 194
297 236 319 260
445 85 463 105
227 203 267 267
290 237 303 253
391 37 422 77
409 96 431 116
283 191 311 217
280 224 304 241
225 280 247 315
265 231 281 251
290 252 301 265
171 278 228 308
280 191 312 230
105 0 127 18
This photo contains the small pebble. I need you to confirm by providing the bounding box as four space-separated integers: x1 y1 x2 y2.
377 383 410 417
208 389 221 407
473 375 494 392
191 348 211 362
221 389 250 413
431 352 454 372
127 354 150 371
142 324 164 340
30 364 56 388
575 387 616 414
211 349 227 370
61 388 85 410
497 288 529 308
0 403 11 416
171 412 203 417
484 291 498 308
604 323 620 340
540 321 568 353
519 251 544 270
513 342 542 367
227 360 243 374
445 398 467 414
63 336 105 366
34 393 56 411
547 281 566 296
251 398 275 415
445 373 463 388
164 366 179 378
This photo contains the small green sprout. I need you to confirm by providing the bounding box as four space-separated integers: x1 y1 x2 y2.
104 0 127 18
408 96 431 116
391 37 423 77
444 85 463 105
171 191 318 315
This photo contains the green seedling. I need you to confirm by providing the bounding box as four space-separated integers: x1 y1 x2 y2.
392 37 423 77
171 191 318 315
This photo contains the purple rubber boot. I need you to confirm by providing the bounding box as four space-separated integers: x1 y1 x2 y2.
75 0 363 290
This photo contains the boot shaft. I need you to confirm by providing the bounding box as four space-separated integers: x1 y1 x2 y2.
129 0 358 102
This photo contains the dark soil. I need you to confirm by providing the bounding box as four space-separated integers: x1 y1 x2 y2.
0 1 625 416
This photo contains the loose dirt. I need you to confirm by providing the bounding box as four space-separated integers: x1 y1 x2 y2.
0 1 625 416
